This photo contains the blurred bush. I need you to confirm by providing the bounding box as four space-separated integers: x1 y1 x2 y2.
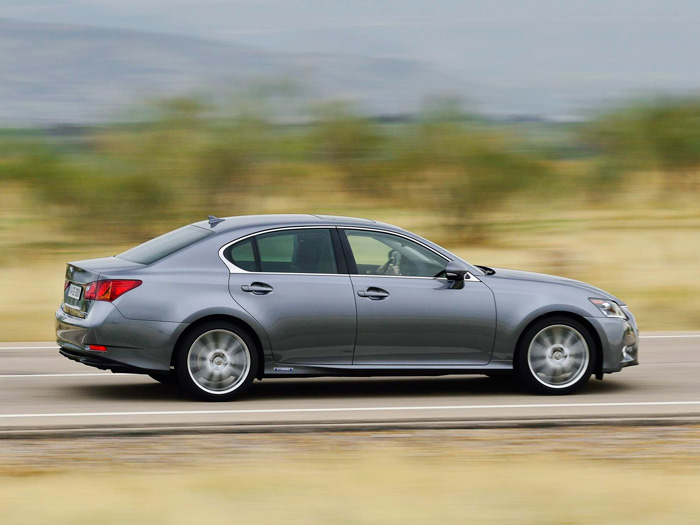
584 98 700 192
1 93 699 245
4 92 700 335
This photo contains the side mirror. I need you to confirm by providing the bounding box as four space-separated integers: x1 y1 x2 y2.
444 261 470 282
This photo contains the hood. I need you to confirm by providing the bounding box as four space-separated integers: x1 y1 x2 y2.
488 267 623 304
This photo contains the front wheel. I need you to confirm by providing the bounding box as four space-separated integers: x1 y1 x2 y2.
175 322 258 401
516 317 596 395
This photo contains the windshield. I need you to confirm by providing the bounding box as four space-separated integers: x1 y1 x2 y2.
117 225 212 265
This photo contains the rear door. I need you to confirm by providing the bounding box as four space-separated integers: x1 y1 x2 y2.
226 227 357 365
341 228 496 365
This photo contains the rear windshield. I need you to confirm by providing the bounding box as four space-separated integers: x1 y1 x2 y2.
117 225 213 265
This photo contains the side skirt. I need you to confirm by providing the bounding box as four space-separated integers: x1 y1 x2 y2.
262 362 513 378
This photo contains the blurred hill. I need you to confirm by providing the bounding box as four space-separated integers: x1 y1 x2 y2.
6 2 700 119
0 18 460 124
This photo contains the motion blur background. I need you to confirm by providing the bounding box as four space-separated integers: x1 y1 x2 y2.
1 1 700 339
2 2 700 523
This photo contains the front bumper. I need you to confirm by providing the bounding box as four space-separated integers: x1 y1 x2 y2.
586 312 639 374
56 302 187 373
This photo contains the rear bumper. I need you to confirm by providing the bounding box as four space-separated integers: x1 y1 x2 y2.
59 347 147 374
55 302 187 373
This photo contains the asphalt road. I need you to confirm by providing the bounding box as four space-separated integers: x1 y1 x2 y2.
0 333 699 435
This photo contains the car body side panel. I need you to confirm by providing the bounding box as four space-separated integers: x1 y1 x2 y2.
76 234 276 365
56 302 185 371
350 277 496 365
228 273 357 365
104 232 234 323
481 274 637 372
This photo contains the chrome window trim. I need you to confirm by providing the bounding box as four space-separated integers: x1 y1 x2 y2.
217 225 480 282
350 273 480 282
218 226 340 275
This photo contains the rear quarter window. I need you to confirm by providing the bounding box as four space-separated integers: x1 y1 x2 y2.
117 225 213 264
228 238 257 271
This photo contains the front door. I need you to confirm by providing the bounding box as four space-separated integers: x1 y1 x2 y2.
341 229 496 365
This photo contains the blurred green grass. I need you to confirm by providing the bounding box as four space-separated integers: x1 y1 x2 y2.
1 95 699 339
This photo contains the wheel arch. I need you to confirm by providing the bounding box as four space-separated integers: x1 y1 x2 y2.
171 314 266 379
513 311 603 378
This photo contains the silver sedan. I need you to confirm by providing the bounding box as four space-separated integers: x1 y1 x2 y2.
56 214 638 400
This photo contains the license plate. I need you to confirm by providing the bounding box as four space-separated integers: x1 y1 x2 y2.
67 283 82 301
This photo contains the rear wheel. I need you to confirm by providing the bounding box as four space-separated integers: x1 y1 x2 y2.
175 322 258 401
516 317 595 395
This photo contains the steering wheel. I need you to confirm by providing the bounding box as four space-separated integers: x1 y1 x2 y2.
376 250 401 275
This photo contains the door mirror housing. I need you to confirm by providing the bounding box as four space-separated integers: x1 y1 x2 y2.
444 261 470 282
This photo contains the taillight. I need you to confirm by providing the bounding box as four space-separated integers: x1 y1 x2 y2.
84 282 96 300
84 280 142 302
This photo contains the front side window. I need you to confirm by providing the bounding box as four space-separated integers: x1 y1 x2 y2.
225 229 338 274
344 230 447 277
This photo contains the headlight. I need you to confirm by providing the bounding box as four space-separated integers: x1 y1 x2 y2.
589 298 627 319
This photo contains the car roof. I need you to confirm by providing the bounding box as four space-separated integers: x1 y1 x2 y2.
186 213 478 273
190 214 398 234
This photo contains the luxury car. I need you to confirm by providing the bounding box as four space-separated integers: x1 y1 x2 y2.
56 214 638 400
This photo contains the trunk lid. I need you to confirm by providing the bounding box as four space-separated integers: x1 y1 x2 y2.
62 257 143 317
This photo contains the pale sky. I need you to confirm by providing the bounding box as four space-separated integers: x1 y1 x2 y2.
3 1 700 116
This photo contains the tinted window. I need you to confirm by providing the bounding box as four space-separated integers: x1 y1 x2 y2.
256 229 337 274
229 238 256 272
345 230 446 277
117 225 212 265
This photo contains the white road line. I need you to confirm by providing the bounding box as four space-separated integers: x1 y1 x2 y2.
641 335 700 339
0 346 59 350
0 373 134 378
1 400 700 420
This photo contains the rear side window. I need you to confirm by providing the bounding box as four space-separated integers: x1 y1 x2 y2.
225 229 338 274
117 225 212 265
230 238 257 271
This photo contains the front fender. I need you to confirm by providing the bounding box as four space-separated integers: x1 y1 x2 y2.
482 275 607 363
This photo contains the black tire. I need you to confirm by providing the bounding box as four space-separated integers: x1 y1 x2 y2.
515 316 596 395
148 372 176 385
175 321 258 401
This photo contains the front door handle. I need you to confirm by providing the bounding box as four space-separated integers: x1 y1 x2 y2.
357 287 390 300
241 282 274 295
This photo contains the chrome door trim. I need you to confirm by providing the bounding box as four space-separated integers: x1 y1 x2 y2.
217 225 480 282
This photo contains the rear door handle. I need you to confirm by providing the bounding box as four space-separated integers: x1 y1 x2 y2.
241 282 274 295
357 287 390 300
